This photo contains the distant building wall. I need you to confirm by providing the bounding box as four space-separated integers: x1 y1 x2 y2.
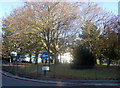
58 52 73 63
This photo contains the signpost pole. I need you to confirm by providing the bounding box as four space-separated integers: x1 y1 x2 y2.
17 56 18 75
41 51 50 76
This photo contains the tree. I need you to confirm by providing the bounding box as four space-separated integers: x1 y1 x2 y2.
78 20 100 64
28 2 80 64
101 16 120 66
72 45 95 69
2 21 17 62
75 2 119 66
2 2 80 64
2 4 41 62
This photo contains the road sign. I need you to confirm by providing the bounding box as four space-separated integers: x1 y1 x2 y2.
41 51 49 59
42 66 50 71
11 51 17 56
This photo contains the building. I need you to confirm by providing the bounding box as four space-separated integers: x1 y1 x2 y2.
58 52 73 63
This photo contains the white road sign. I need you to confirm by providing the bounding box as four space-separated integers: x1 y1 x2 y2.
42 66 50 71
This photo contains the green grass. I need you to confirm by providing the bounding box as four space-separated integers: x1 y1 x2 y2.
49 64 120 80
2 63 120 80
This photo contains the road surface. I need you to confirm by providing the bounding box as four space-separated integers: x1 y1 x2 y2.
1 73 120 88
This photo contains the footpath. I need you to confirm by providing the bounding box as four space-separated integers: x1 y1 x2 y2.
1 70 120 87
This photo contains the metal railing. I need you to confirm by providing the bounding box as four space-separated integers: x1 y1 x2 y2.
2 62 120 80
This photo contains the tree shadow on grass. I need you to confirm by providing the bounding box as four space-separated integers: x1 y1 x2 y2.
70 64 95 70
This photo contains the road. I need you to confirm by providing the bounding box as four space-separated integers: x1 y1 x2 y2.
2 73 63 86
1 73 120 88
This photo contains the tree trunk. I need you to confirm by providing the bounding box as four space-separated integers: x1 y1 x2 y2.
99 58 102 65
54 54 59 64
9 53 13 63
107 58 111 67
17 54 20 61
35 53 39 64
10 56 13 63
29 54 32 63
60 53 62 63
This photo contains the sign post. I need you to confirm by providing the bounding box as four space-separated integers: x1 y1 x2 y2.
10 52 18 75
41 51 50 75
41 51 49 60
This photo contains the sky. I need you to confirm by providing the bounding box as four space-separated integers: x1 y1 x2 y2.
0 1 119 18
99 2 118 15
0 1 119 34
0 2 24 18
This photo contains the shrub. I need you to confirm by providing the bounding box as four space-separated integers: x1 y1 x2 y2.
72 45 95 69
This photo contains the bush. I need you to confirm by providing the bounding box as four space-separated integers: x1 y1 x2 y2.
72 45 95 69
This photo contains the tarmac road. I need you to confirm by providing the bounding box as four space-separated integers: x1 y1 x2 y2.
1 73 120 88
2 73 65 86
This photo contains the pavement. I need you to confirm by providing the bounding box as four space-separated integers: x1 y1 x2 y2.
1 70 120 87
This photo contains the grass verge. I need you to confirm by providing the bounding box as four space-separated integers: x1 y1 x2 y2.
2 63 120 80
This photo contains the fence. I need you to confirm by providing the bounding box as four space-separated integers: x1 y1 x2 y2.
2 62 120 80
